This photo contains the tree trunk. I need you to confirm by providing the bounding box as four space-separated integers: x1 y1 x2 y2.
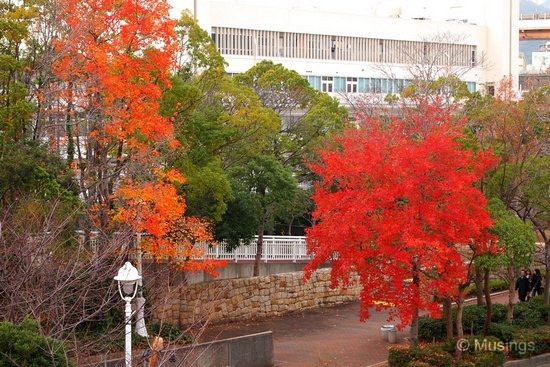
507 265 515 323
455 288 466 360
483 268 492 335
410 257 420 349
443 297 453 340
475 267 486 306
545 240 550 307
253 211 266 277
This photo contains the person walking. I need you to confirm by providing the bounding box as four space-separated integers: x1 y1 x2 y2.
516 270 530 302
531 269 543 297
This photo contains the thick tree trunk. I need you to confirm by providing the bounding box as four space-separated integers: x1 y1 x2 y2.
455 289 466 360
483 268 492 335
443 297 453 340
507 265 515 323
475 267 486 306
253 211 266 277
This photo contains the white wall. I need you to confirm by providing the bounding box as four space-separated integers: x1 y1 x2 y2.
169 0 519 91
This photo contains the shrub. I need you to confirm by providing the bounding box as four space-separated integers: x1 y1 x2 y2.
464 279 508 298
418 316 446 342
419 345 453 367
513 301 549 328
469 350 505 367
490 304 508 324
509 327 550 359
388 346 421 367
388 345 452 367
530 295 545 304
461 305 486 335
148 322 192 344
0 318 73 367
408 362 432 367
487 279 508 293
488 322 514 343
441 337 458 354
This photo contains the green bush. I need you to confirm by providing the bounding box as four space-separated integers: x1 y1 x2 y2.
513 301 549 328
487 279 508 293
454 336 506 367
455 361 476 367
419 345 453 367
490 304 508 324
418 316 446 342
0 318 73 367
469 350 505 367
388 345 452 367
509 327 550 359
488 322 514 343
407 362 432 367
461 305 486 335
464 279 508 298
388 347 421 367
148 322 192 344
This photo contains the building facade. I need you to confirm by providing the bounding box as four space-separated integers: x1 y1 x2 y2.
174 0 519 97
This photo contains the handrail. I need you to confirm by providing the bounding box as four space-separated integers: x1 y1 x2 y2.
77 232 311 263
519 13 550 20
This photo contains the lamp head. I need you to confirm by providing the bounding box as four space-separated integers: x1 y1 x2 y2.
114 262 141 299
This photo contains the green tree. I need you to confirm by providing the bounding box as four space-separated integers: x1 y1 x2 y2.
234 60 347 182
477 198 537 331
228 155 297 276
163 13 279 223
0 0 37 144
464 80 549 303
0 318 73 367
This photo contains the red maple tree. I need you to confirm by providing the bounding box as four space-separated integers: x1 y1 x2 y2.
305 104 497 345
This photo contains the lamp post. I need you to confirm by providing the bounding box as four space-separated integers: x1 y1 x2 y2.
114 262 141 367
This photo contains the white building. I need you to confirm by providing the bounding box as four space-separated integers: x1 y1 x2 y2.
172 0 519 96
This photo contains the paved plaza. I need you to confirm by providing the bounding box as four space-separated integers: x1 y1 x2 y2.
199 301 407 367
199 292 512 367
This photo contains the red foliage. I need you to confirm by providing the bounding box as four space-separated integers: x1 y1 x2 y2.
305 105 497 327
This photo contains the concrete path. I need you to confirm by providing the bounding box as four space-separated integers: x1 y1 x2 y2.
198 292 512 367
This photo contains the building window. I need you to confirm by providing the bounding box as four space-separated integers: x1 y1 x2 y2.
346 77 358 93
486 84 495 96
322 76 333 92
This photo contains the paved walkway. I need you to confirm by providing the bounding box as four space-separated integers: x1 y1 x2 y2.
198 292 512 367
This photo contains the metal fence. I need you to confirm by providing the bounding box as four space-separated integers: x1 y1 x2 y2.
196 236 310 262
77 232 311 263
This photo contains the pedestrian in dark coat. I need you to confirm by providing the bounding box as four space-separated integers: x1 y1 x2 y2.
516 270 530 302
531 269 543 297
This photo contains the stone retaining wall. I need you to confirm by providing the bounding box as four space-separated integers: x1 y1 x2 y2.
154 269 361 326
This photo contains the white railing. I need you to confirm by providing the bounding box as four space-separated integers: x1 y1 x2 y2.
520 13 550 20
197 236 310 262
77 231 310 263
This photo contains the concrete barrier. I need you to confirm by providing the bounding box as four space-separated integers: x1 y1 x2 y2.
83 331 273 367
504 353 550 367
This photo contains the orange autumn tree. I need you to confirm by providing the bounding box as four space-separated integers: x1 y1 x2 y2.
115 169 225 274
305 104 497 348
53 0 224 271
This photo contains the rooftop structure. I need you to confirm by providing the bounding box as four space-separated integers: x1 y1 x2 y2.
173 0 519 96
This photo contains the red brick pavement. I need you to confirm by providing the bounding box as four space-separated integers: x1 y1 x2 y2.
198 291 513 367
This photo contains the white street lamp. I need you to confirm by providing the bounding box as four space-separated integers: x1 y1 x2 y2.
114 262 141 367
